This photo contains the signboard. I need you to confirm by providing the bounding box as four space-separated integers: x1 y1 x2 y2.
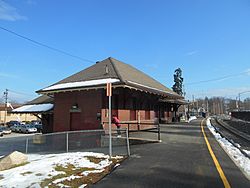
106 82 112 96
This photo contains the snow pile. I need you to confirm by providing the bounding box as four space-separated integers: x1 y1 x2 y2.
188 116 197 123
0 152 120 188
206 118 250 178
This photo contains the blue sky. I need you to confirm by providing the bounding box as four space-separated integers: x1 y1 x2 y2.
0 0 250 103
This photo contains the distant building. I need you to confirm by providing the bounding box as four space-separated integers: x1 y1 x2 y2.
14 57 185 133
12 95 53 132
0 104 38 125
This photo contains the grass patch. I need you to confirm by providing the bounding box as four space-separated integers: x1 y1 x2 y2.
0 162 29 171
85 156 106 164
0 175 4 180
10 162 30 170
40 164 96 188
55 164 96 175
39 155 126 188
40 173 66 188
58 166 111 187
21 171 33 176
110 157 125 164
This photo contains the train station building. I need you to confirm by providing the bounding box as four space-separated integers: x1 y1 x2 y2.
13 57 185 133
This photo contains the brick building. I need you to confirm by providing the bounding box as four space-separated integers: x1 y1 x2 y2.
14 57 184 133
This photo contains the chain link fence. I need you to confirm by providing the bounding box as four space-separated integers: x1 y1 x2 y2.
0 129 130 157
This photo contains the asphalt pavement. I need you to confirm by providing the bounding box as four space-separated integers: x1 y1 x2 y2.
92 119 249 188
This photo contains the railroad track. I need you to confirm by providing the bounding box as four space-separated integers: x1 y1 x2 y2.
210 117 250 158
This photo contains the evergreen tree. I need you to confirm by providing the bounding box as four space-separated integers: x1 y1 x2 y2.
172 68 184 96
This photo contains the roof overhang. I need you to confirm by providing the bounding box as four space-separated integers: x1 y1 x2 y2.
12 104 54 114
159 98 188 105
37 78 120 94
126 80 182 99
37 78 182 100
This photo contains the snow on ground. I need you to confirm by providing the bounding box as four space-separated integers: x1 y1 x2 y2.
0 152 122 188
206 118 250 179
188 116 197 123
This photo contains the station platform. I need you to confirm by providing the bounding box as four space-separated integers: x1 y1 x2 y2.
92 119 249 188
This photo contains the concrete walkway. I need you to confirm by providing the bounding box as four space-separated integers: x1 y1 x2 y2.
92 119 249 188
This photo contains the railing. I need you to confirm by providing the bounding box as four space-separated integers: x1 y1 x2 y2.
102 121 161 141
0 129 130 157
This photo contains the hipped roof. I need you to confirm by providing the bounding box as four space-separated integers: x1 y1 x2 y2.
37 57 182 99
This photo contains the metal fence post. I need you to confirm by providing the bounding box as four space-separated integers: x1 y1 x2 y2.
158 122 161 141
66 132 69 153
126 128 130 156
25 138 29 154
109 95 112 157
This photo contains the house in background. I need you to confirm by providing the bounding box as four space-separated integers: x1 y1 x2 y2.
12 95 54 133
0 104 38 125
13 57 184 133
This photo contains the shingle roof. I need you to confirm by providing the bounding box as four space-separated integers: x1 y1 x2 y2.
109 58 177 96
37 57 182 99
55 58 119 84
26 95 54 105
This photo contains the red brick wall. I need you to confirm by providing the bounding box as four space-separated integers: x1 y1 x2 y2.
53 90 102 132
53 87 177 132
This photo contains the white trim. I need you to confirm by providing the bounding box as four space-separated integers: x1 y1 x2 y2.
41 78 120 91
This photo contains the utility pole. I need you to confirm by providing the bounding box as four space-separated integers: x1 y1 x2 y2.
196 99 198 116
238 91 250 111
3 89 8 125
206 99 209 116
236 97 239 111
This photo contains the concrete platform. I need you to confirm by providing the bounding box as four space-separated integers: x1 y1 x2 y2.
92 119 249 188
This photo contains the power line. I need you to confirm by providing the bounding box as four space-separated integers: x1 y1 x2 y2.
8 89 37 97
186 70 249 85
0 26 95 64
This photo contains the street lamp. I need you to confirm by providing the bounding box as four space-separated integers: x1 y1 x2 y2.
238 91 250 111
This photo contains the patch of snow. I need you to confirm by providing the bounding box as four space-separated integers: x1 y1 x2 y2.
12 104 53 113
244 150 250 155
42 78 120 91
55 183 71 188
0 152 116 188
51 175 82 184
111 156 124 159
81 169 104 176
188 116 197 123
78 184 87 188
206 118 250 179
113 163 120 168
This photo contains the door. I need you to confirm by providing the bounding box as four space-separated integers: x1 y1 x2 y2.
70 112 81 131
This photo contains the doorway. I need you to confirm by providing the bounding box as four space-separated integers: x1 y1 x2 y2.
70 112 81 131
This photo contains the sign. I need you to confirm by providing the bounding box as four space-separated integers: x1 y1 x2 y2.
106 82 112 96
